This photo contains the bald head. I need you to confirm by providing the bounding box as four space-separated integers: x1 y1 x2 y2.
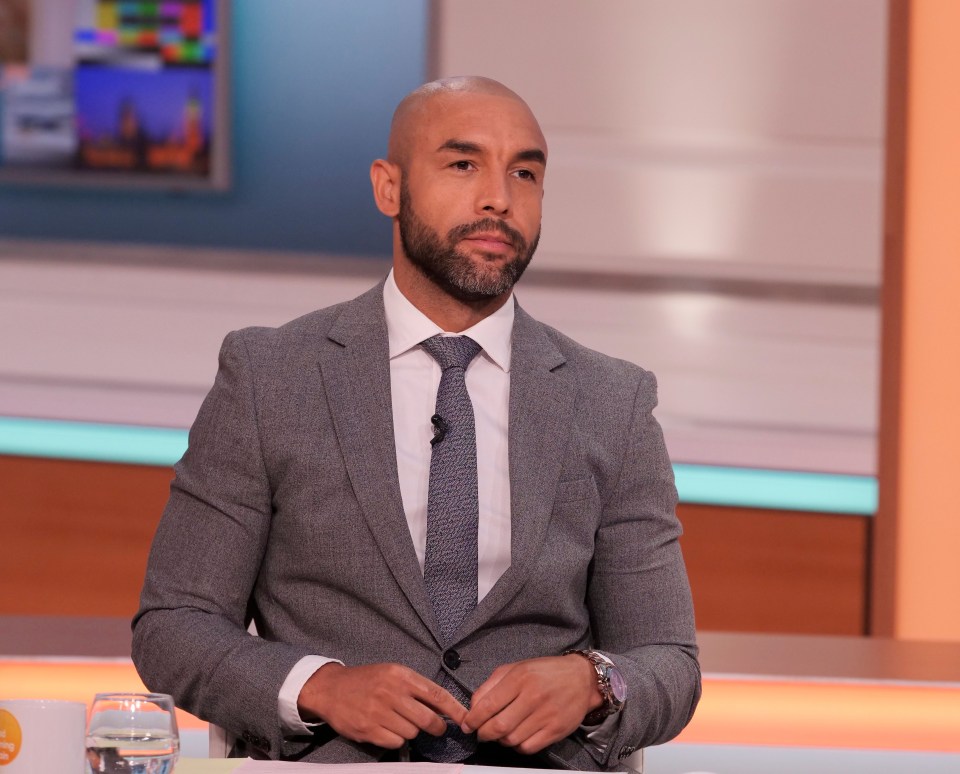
387 76 544 167
369 75 547 321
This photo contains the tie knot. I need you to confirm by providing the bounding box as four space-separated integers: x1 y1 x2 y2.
420 335 482 371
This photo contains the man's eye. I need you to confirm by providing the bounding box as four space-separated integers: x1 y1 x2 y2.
514 169 537 181
452 160 473 171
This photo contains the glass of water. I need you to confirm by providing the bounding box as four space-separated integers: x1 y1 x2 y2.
86 693 180 774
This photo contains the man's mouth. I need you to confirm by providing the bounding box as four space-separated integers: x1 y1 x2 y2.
461 231 515 253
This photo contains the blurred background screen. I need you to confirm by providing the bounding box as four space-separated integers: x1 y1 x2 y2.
0 0 229 189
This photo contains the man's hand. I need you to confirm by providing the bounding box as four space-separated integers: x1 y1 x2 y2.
297 662 467 749
462 654 603 754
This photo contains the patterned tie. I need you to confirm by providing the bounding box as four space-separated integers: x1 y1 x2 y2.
415 334 482 762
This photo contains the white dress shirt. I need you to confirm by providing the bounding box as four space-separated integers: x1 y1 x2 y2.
278 271 513 732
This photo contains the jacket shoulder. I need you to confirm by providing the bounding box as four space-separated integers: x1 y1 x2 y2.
226 283 383 356
535 317 655 388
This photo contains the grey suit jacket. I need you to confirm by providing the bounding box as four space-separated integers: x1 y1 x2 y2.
132 282 700 770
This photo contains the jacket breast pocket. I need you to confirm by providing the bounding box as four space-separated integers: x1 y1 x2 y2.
555 477 599 504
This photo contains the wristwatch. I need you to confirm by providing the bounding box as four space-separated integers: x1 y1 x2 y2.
565 649 627 724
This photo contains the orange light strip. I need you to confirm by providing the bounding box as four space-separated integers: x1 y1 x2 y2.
3 661 960 751
677 677 960 752
0 660 206 730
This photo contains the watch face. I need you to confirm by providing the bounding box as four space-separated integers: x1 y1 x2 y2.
609 666 627 703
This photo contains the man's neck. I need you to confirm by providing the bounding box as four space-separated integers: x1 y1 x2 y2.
392 259 512 333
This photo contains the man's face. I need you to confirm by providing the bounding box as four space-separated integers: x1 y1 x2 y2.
396 92 547 302
398 178 539 303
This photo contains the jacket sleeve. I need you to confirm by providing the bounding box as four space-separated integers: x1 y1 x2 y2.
131 330 318 759
569 369 701 768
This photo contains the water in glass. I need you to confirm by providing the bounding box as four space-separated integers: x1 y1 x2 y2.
86 693 179 774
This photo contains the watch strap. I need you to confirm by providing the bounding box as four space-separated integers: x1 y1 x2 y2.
564 648 623 724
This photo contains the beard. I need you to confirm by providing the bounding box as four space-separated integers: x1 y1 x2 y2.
398 181 539 303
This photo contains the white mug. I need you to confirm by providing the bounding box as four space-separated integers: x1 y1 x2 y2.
0 699 86 774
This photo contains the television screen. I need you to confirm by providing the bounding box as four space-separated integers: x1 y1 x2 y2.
0 0 229 190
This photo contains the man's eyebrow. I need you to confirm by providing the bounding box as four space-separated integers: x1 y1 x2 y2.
437 139 483 154
515 148 547 166
436 140 546 167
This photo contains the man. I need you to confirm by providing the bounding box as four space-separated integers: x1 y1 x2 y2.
132 76 700 771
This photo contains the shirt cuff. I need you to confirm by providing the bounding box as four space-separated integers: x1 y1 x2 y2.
580 709 623 753
278 655 344 736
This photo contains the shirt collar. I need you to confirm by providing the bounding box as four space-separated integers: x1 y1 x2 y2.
383 269 514 372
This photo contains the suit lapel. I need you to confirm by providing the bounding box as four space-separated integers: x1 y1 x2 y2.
319 290 577 643
462 304 577 634
318 284 441 641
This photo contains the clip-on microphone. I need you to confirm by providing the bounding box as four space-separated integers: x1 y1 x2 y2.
430 414 448 445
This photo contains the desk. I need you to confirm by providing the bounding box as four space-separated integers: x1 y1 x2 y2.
174 762 548 774
4 625 960 771
176 761 242 774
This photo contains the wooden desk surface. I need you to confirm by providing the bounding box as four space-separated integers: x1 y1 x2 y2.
697 631 960 684
174 758 243 774
176 760 242 774
4 617 960 687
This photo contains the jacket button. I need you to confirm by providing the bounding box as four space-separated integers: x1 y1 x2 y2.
443 649 461 669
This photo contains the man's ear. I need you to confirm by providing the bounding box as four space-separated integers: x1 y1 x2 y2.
370 159 401 217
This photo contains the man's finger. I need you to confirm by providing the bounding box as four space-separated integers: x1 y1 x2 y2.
513 726 558 755
462 664 516 732
365 728 408 749
395 694 450 738
409 677 468 724
375 710 422 744
468 663 511 707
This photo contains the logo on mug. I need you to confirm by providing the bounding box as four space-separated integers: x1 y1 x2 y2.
0 710 22 765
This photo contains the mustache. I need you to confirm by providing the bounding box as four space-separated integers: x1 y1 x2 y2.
448 218 526 249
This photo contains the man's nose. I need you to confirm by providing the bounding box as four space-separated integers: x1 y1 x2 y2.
476 173 511 216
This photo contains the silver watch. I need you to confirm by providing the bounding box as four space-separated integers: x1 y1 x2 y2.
565 649 627 724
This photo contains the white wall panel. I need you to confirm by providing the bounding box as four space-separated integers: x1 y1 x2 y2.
435 0 886 283
0 241 877 474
